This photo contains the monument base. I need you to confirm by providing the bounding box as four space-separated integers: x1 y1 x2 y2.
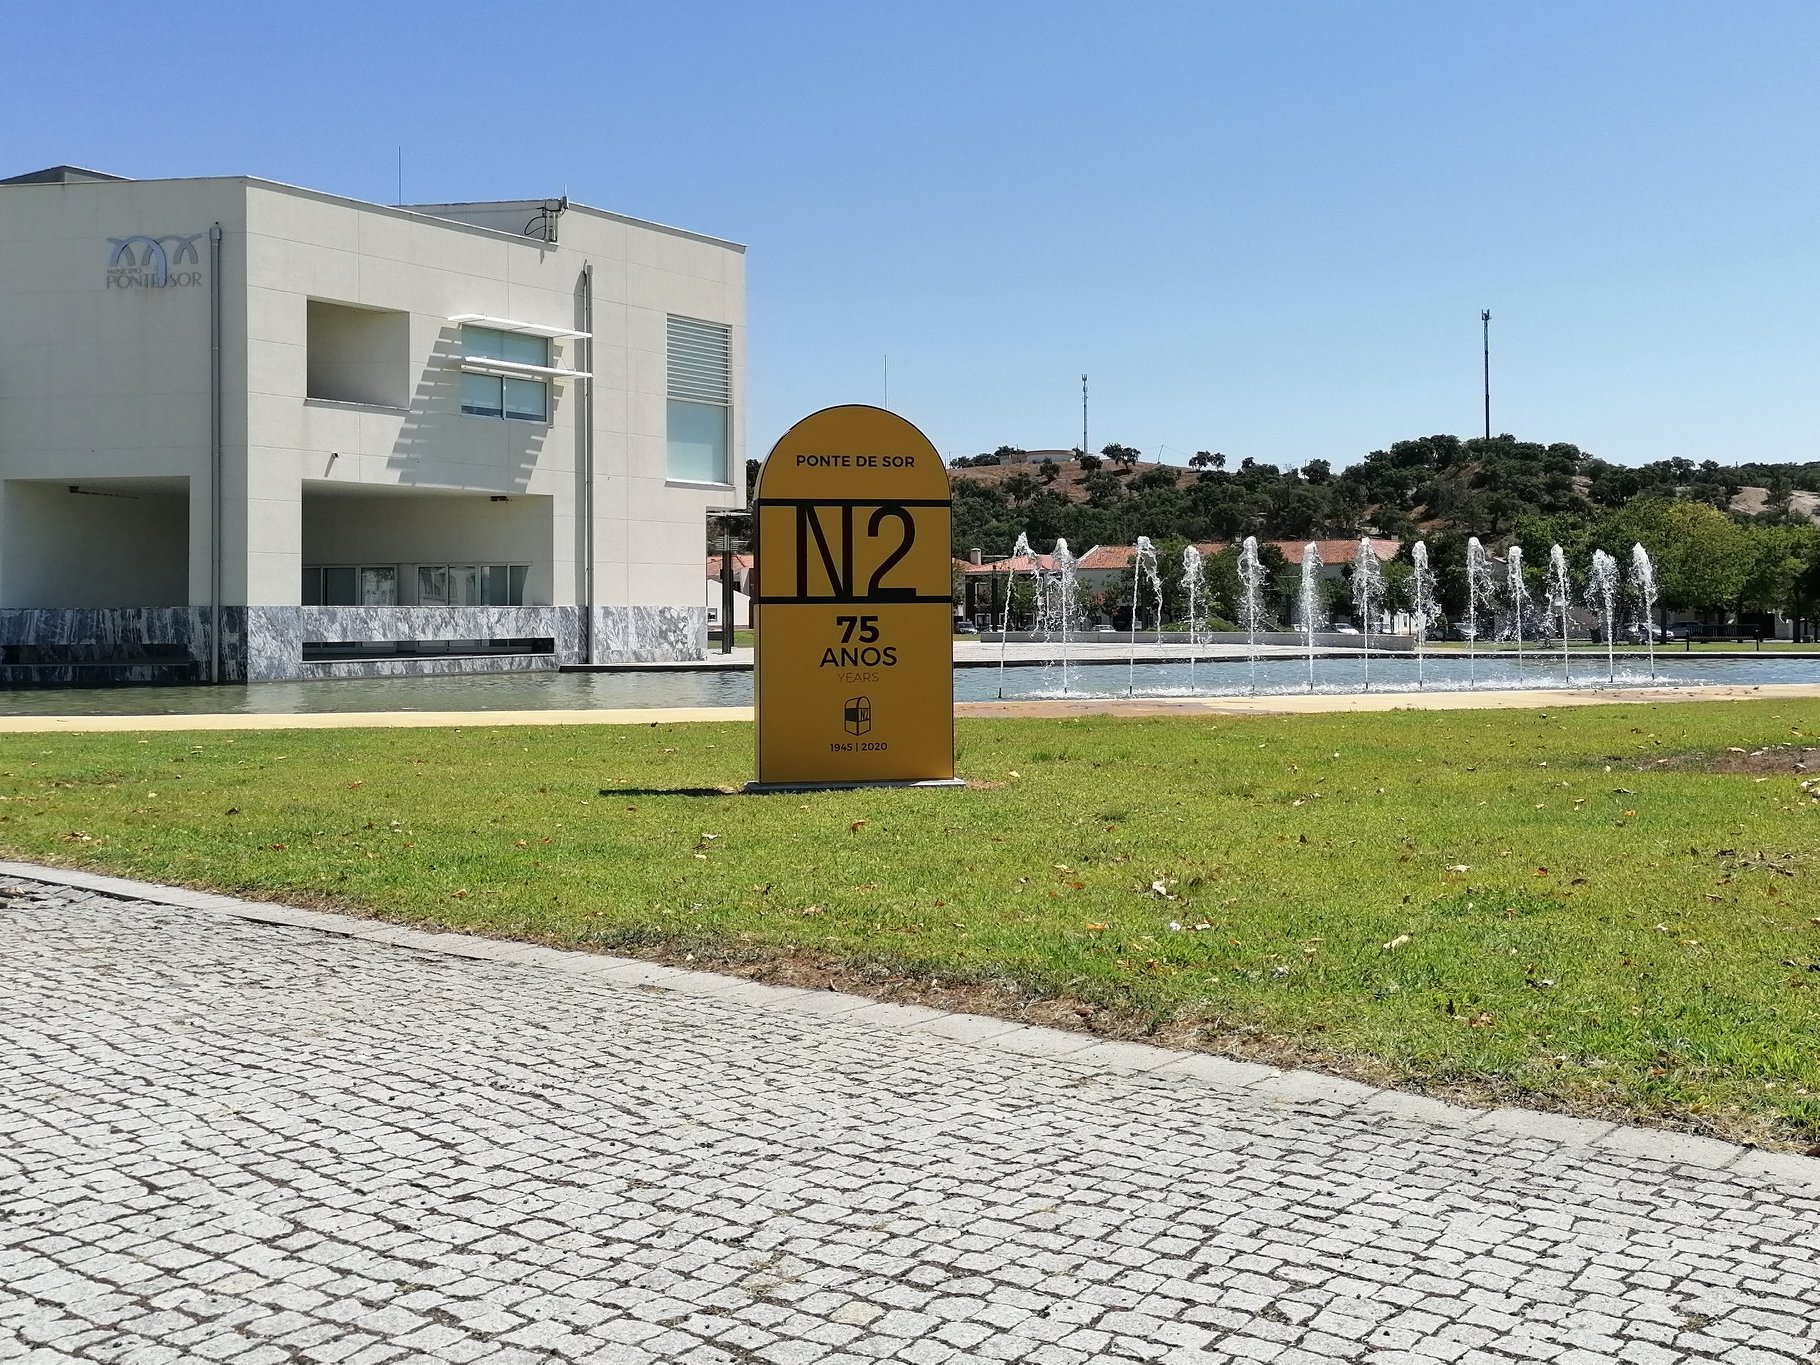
742 777 967 795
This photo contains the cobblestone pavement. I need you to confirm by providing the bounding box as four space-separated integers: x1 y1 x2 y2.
3 876 1818 1365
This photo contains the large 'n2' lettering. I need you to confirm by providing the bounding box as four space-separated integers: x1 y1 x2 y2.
793 502 917 601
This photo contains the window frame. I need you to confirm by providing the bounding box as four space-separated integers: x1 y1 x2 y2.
665 314 732 485
412 563 532 607
459 325 554 425
302 564 400 607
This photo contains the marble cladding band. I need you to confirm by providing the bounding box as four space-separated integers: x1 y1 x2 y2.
0 604 705 686
588 605 704 664
0 607 242 684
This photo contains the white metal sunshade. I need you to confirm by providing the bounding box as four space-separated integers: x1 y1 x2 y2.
457 355 592 381
449 313 591 340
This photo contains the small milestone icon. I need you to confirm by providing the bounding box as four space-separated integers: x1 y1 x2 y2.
843 696 872 736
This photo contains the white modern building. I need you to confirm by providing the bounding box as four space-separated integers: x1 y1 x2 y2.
0 165 745 683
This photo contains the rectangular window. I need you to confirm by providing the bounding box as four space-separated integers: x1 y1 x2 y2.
503 377 548 423
460 371 503 418
323 566 358 604
417 565 449 606
360 567 398 606
460 325 550 423
666 315 731 483
303 566 392 606
479 563 526 605
416 564 530 606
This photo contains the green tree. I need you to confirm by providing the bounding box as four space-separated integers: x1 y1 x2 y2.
1650 502 1753 623
1740 523 1820 618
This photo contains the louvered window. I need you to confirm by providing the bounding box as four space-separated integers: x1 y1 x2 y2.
667 315 731 482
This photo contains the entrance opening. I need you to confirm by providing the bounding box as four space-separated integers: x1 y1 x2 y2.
301 485 551 605
2 478 190 608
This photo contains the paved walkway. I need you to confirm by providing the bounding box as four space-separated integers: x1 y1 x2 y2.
3 867 1818 1365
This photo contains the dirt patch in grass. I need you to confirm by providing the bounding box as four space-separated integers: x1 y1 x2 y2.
1699 744 1819 775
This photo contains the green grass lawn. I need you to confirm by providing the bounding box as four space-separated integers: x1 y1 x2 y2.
3 701 1818 1147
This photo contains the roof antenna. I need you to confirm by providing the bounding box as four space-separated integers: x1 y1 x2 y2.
396 147 402 206
524 197 569 244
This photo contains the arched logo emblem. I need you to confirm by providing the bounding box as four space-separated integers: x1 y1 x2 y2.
106 234 205 289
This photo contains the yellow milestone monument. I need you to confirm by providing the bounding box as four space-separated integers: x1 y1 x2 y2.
747 406 961 791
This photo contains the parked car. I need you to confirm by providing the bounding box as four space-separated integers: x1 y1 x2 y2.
1331 623 1360 635
1665 622 1698 640
1623 622 1666 644
1450 622 1479 641
952 618 979 634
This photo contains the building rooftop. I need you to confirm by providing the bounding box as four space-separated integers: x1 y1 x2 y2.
0 165 745 251
0 165 131 185
959 553 1056 574
1071 538 1403 569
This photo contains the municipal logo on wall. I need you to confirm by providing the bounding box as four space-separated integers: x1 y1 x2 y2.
106 234 205 289
843 696 872 736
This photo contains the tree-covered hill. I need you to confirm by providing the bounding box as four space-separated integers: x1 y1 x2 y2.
944 436 1820 628
949 436 1820 557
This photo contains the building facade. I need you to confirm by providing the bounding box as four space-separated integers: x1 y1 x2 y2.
0 166 745 683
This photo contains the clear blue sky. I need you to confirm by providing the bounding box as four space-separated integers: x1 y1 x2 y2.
9 2 1817 470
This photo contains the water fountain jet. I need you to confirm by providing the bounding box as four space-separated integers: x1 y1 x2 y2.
1238 536 1266 696
1410 542 1439 688
1547 544 1572 686
996 532 1034 699
1128 536 1158 696
1298 543 1323 692
1181 545 1207 694
1589 549 1619 684
1051 539 1077 695
1465 537 1494 688
1506 545 1529 669
1353 537 1384 691
1631 544 1659 682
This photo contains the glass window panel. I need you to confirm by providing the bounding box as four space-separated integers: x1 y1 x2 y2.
508 565 529 605
479 565 507 606
301 567 322 606
449 565 479 606
502 332 548 366
461 372 502 417
666 398 728 483
417 566 448 606
360 567 397 606
322 566 358 606
503 377 548 423
462 326 504 360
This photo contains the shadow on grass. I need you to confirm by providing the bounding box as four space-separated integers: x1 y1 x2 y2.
599 787 740 798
